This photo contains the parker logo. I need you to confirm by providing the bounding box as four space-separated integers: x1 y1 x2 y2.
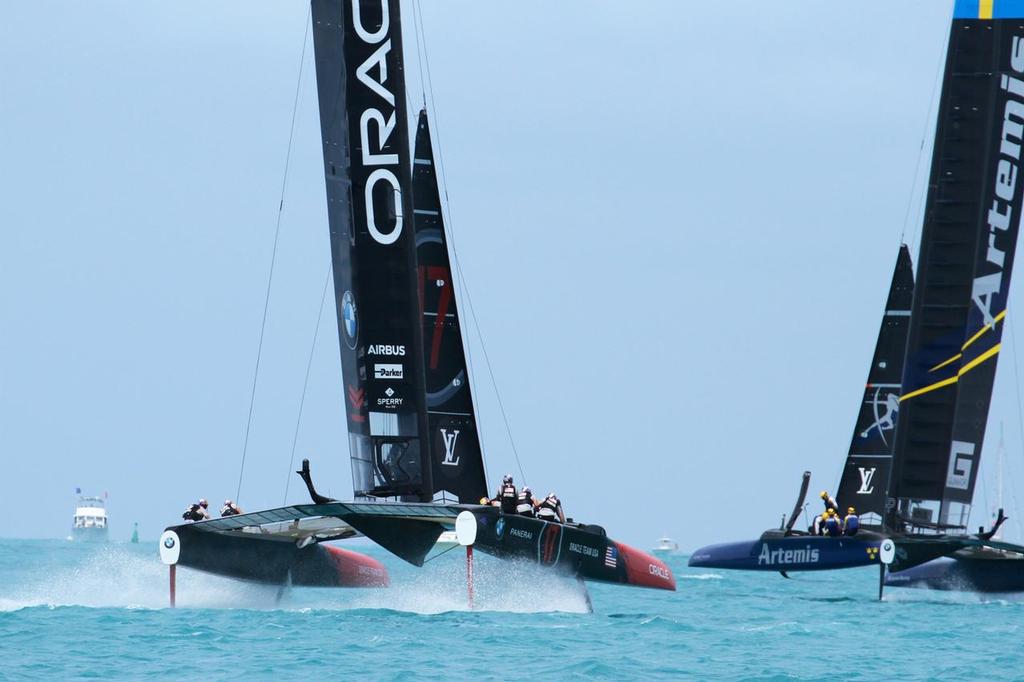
367 344 406 357
857 467 876 495
351 0 404 247
440 428 460 467
373 363 403 379
757 544 820 566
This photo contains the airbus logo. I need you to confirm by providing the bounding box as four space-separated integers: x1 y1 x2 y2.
367 344 405 357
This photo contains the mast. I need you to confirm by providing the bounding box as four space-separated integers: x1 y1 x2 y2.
836 245 914 528
888 2 1024 531
310 0 433 501
412 110 489 502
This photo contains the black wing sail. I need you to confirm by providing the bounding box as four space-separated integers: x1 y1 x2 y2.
412 110 488 503
311 0 433 501
889 4 1024 531
941 13 1024 525
836 245 914 528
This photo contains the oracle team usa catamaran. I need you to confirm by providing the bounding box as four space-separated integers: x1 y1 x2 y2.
159 0 675 599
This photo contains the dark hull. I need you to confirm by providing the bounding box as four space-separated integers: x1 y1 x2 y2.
168 523 388 587
689 533 884 572
886 553 1024 593
469 512 675 590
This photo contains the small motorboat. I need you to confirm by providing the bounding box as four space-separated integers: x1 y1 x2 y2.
653 536 679 555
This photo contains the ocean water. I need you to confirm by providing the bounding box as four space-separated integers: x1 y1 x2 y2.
0 539 1020 680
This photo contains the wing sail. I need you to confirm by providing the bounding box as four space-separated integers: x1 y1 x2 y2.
412 110 488 503
836 245 914 527
310 0 433 500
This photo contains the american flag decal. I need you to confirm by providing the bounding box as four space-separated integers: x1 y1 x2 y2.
604 546 618 568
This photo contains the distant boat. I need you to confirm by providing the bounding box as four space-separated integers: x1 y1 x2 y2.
652 537 678 555
71 493 108 543
130 522 139 544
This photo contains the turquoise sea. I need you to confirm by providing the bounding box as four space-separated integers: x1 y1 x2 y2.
1 538 1020 680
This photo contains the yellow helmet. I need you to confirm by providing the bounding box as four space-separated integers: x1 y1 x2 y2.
479 497 489 505
848 507 856 514
820 491 829 499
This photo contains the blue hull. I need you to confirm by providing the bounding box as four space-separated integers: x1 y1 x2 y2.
886 556 1024 592
689 536 882 572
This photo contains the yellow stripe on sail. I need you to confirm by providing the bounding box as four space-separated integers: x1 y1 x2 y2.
980 0 994 19
962 309 1006 352
901 344 1002 403
958 343 1001 377
929 353 962 373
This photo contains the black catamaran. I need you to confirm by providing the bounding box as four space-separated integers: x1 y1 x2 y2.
160 0 675 596
693 0 1024 594
688 246 913 574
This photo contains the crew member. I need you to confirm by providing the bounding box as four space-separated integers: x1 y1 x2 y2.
824 508 842 537
220 499 242 517
494 475 518 514
820 490 839 515
516 487 538 517
811 513 824 536
843 507 859 536
182 498 210 522
537 492 565 523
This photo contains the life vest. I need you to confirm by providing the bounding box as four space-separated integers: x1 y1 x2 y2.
824 516 841 537
499 484 518 514
823 496 839 513
516 491 535 516
182 504 203 522
537 496 561 522
221 504 239 517
844 515 859 535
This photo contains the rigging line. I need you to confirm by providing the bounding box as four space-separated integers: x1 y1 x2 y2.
900 10 949 254
235 6 312 504
283 265 332 505
422 542 459 563
1009 312 1024 483
415 4 526 486
411 0 427 108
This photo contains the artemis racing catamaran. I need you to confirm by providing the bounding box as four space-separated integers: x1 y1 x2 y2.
693 0 1024 595
160 0 675 596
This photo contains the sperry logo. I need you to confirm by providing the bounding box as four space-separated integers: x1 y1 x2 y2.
857 467 876 495
757 544 820 566
440 428 460 467
352 0 404 246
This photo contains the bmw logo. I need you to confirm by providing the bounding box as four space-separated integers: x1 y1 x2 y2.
163 536 176 549
341 290 358 349
495 518 505 539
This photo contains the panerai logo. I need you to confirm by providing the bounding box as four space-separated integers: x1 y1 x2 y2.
757 544 820 566
352 0 405 246
973 36 1024 326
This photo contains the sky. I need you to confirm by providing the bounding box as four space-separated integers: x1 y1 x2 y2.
3 0 1024 550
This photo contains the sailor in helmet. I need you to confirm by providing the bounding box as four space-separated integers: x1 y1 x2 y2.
536 492 565 523
182 498 210 522
494 474 518 515
516 486 538 517
843 506 859 536
820 490 839 515
823 508 842 537
220 499 243 517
